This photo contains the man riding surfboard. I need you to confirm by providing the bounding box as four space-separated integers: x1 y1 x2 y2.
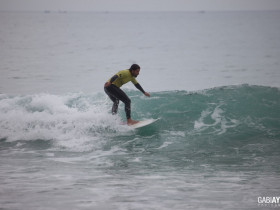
104 64 150 125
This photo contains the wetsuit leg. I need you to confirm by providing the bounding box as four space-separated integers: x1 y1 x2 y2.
106 93 119 115
104 87 118 114
112 99 119 115
104 85 131 119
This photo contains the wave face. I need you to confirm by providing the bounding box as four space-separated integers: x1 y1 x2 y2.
1 85 280 152
1 85 279 168
130 85 280 170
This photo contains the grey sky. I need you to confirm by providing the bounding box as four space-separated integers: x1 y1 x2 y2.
1 0 280 12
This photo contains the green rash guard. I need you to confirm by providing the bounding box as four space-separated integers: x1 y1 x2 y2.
107 69 138 88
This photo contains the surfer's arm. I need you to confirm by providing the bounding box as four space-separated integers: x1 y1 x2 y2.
135 83 150 97
104 75 118 87
135 83 145 93
110 75 118 83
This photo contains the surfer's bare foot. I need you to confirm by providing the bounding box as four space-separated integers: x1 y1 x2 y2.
127 119 139 125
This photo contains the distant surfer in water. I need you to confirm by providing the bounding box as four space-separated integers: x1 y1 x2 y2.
104 64 150 125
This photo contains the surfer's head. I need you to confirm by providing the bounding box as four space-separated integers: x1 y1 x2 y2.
129 64 140 77
129 64 140 71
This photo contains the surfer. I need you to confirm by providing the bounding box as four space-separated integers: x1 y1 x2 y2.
104 64 150 125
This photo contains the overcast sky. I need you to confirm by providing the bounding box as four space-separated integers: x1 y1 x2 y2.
1 0 280 12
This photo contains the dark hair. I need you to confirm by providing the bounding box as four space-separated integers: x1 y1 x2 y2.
129 64 140 72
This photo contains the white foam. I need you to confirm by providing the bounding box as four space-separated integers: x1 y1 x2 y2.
0 93 128 151
194 109 212 130
194 104 239 135
156 141 173 149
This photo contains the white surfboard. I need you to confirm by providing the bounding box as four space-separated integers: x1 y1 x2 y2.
129 118 159 129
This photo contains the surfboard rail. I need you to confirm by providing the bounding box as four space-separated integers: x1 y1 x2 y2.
129 118 159 129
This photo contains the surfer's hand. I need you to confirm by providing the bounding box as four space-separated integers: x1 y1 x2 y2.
104 82 111 87
144 92 150 97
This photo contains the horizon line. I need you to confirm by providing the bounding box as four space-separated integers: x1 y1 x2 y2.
1 9 280 13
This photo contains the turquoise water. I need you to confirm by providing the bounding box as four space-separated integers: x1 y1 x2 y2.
1 85 279 209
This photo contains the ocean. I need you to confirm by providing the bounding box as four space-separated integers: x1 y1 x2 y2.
0 11 280 210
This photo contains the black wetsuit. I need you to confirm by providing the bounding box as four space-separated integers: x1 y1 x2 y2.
104 84 132 119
